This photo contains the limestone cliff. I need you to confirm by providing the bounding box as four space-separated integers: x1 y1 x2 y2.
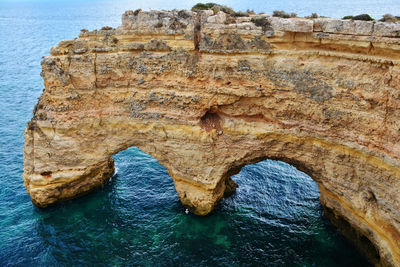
23 9 400 266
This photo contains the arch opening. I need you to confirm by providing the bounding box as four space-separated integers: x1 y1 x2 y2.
99 135 390 266
225 159 372 265
224 157 380 266
110 146 181 214
85 149 372 266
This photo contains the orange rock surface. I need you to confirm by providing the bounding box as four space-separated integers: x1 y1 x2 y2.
23 10 400 266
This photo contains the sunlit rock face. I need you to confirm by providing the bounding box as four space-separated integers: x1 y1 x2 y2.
23 9 400 266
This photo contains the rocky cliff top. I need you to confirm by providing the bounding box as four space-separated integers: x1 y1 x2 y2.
50 9 400 64
118 9 400 37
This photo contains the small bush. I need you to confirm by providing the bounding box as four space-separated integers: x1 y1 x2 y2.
305 13 319 19
273 10 288 18
251 17 270 27
342 14 374 21
211 5 234 14
193 2 255 17
232 11 249 17
251 16 271 31
192 3 234 14
342 15 354 20
191 3 217 11
101 26 113 30
353 14 374 21
247 9 256 15
216 5 235 15
273 10 296 18
379 14 400 22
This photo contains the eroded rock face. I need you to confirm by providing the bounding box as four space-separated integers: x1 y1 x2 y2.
24 10 400 266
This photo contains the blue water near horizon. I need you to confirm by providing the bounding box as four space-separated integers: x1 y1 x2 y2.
0 0 392 265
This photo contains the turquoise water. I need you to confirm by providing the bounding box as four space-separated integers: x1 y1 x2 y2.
0 0 391 265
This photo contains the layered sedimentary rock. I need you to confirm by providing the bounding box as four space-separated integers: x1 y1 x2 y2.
23 10 400 266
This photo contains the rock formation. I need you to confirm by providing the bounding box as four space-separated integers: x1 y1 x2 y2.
23 9 400 266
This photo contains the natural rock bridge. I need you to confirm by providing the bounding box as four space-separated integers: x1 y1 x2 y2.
23 9 400 266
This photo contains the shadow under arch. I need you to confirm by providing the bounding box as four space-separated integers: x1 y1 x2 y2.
221 158 371 266
224 155 380 266
110 146 181 213
26 146 180 266
30 152 371 266
100 135 381 266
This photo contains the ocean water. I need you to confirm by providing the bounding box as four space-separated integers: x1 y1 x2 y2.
0 0 394 265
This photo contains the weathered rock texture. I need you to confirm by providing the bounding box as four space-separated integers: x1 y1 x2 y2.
23 10 400 266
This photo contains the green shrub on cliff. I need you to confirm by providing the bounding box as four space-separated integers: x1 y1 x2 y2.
273 10 297 18
379 14 400 22
191 3 216 11
342 14 374 21
230 9 257 17
211 5 235 15
191 3 234 15
251 16 270 30
305 13 320 19
191 3 254 17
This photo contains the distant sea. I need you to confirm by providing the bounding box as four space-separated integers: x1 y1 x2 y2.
1 0 395 265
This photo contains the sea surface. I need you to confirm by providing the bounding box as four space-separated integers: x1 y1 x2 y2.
1 0 396 266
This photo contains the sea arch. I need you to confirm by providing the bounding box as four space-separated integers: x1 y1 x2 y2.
23 9 400 266
23 111 399 266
